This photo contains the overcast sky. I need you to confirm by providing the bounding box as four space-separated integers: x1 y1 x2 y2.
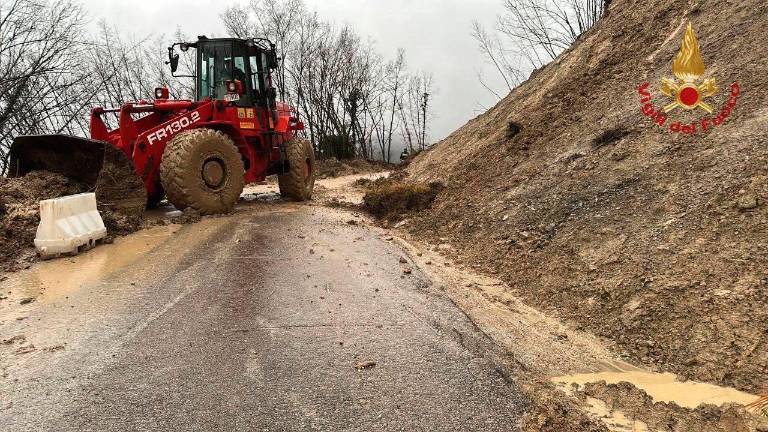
80 0 509 143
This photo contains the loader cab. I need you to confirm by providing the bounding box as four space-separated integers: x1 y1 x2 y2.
168 37 279 108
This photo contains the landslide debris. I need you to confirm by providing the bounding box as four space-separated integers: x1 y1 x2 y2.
406 0 768 393
0 170 145 271
1 171 87 270
362 175 443 221
521 382 609 432
577 381 766 431
316 158 393 179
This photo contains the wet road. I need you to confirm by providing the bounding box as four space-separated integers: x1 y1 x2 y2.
0 201 524 431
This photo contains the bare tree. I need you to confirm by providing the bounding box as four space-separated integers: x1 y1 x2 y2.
471 21 526 99
0 0 437 173
475 0 606 100
221 4 255 38
220 0 422 162
0 0 94 175
399 71 435 153
499 0 604 67
222 0 305 100
85 23 195 129
414 72 435 151
378 49 405 162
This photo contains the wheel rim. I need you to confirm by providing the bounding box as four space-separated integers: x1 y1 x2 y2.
202 158 226 189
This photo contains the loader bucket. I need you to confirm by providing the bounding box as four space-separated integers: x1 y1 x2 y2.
8 135 147 216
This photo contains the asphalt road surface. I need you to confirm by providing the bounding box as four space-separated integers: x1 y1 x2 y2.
0 201 524 431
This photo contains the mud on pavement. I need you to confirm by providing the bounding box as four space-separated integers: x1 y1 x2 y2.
2 182 531 431
388 228 768 431
338 173 766 430
3 170 765 431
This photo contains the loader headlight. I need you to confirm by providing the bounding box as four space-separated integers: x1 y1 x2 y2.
155 87 169 99
227 81 237 93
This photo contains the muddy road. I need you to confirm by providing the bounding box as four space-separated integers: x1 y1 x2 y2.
0 177 524 431
1 174 764 431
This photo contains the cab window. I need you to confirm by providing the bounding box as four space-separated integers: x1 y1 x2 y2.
197 41 252 106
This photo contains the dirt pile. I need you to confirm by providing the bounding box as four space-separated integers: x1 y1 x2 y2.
406 0 768 392
578 381 766 431
0 171 144 271
316 158 393 179
521 382 609 432
0 171 89 270
362 175 443 221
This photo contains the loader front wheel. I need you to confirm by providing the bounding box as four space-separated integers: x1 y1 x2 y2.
278 139 316 201
160 129 245 215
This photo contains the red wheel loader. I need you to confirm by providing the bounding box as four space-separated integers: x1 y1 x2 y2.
8 36 316 216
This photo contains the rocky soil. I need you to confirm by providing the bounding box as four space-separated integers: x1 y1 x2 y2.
577 381 767 431
405 0 768 394
520 381 610 432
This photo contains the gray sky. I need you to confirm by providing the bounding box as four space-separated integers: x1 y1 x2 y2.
81 0 508 142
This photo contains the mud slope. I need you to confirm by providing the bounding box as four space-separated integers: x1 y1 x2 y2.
407 0 768 392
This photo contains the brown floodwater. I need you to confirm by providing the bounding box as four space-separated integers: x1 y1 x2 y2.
553 366 761 431
582 396 650 432
0 225 180 302
553 369 759 409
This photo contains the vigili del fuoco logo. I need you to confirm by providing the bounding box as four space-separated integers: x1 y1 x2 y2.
638 22 740 135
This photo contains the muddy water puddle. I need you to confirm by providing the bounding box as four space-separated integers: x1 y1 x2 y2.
553 369 759 409
0 225 180 302
582 396 650 432
553 369 760 432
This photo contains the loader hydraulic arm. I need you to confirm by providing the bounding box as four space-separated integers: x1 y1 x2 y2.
90 100 201 155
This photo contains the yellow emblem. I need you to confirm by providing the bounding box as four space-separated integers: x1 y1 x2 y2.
661 23 718 113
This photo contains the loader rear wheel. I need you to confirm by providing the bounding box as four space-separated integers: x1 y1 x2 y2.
160 129 245 215
278 139 316 201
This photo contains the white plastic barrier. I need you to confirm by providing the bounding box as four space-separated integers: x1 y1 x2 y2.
35 193 107 259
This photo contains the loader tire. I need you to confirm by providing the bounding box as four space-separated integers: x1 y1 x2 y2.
160 129 245 215
278 139 316 201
